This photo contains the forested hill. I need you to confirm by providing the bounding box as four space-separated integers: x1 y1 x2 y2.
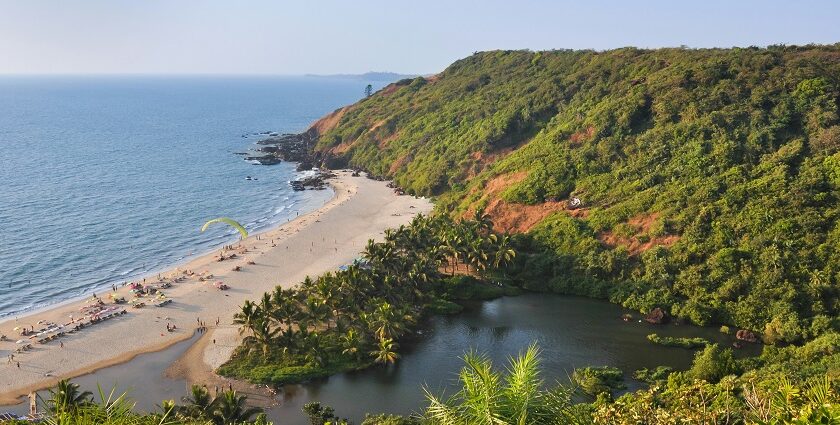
311 45 840 342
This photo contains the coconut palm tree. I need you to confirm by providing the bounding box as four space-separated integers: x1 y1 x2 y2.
492 235 516 269
369 301 406 340
179 384 214 419
340 328 365 361
45 379 92 413
242 316 276 358
210 390 263 425
233 300 259 336
371 337 400 365
424 345 590 425
472 208 494 235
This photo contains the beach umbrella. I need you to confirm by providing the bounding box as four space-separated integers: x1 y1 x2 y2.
200 217 248 239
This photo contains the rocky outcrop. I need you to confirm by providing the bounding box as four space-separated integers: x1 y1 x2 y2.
644 308 668 324
245 131 318 166
290 170 336 191
736 329 759 343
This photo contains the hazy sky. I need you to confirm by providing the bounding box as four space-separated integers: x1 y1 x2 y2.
1 0 839 75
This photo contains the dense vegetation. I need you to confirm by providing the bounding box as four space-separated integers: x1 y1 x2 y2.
11 338 837 425
310 343 839 425
647 333 711 349
219 213 517 385
312 45 840 343
2 380 266 424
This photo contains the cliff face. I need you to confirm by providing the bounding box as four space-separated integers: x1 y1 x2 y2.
306 45 840 338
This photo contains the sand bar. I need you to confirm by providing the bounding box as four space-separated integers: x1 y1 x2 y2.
0 171 432 404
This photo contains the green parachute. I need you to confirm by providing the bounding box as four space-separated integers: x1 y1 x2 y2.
201 217 248 239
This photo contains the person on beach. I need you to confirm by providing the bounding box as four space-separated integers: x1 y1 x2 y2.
60 341 64 349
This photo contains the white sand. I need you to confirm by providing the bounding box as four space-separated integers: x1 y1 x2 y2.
0 171 432 403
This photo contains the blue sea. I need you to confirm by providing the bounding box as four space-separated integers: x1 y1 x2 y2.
0 76 379 318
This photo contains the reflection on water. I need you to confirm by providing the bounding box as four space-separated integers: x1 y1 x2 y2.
2 294 762 424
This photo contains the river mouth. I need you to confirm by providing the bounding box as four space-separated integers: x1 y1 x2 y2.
1 293 762 423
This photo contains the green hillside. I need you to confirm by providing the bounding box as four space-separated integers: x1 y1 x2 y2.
311 45 840 342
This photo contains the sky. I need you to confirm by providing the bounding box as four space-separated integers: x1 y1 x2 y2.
1 0 839 75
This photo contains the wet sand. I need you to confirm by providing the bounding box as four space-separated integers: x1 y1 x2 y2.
0 170 433 404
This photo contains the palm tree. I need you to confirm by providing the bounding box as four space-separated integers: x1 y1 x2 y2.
180 384 214 419
369 301 406 340
210 390 263 425
233 300 259 336
424 344 591 425
472 208 494 235
492 235 516 270
45 379 92 413
371 337 400 365
340 328 365 361
242 316 276 358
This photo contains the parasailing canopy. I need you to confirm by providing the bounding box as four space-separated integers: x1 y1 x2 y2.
201 217 248 239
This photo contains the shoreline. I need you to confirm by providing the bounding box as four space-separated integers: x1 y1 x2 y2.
0 186 331 323
0 170 433 405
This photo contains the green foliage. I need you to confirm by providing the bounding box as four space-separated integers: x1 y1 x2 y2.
633 366 674 384
424 297 464 315
424 344 592 424
360 414 420 425
302 402 350 425
31 381 265 425
593 373 840 425
313 45 840 343
646 333 711 349
221 214 519 385
572 366 627 396
687 344 740 383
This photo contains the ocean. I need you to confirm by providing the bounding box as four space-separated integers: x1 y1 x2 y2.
0 75 378 318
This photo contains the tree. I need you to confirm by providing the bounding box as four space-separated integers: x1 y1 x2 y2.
341 328 365 361
365 84 373 97
303 401 351 425
179 384 214 419
371 337 400 365
687 344 739 383
492 235 516 269
44 379 92 414
210 390 263 425
424 345 591 424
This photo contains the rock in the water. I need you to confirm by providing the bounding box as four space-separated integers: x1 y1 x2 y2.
735 329 758 343
245 132 318 166
290 170 336 191
644 307 668 324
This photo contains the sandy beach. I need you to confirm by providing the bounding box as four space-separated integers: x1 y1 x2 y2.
0 170 432 404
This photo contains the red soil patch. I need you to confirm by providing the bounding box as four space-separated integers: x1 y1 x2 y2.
311 106 349 136
330 140 356 155
389 154 410 174
377 130 401 148
369 119 387 132
465 171 593 233
425 74 441 84
485 171 527 195
597 213 680 255
474 172 564 233
486 199 566 233
569 126 596 145
379 83 400 96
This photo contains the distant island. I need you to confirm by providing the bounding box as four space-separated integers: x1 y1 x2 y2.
304 71 418 81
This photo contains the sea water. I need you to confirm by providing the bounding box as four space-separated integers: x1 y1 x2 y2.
0 75 380 318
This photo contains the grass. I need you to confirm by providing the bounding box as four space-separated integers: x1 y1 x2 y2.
646 333 711 349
